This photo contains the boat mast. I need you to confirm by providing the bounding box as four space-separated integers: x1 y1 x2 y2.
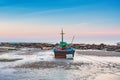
61 29 65 42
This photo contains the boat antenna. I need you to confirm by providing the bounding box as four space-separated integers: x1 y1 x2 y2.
61 28 65 42
71 36 75 44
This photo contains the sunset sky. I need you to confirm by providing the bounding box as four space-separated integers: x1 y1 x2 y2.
0 0 120 44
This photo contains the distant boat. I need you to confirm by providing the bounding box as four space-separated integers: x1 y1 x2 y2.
53 29 75 59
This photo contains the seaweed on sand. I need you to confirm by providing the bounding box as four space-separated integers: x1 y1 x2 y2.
0 58 22 62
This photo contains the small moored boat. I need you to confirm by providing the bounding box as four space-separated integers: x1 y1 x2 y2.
53 29 75 59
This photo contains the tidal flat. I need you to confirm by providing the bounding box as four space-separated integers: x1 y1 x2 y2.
0 48 120 80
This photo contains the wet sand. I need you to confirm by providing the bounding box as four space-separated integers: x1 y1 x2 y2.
14 61 91 70
0 49 120 80
76 50 120 57
95 74 120 80
16 48 43 55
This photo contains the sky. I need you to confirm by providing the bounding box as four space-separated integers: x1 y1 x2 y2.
0 0 120 44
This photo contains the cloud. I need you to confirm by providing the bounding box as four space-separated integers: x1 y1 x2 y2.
21 6 81 17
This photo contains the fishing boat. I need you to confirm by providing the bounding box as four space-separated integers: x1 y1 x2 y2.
53 29 75 59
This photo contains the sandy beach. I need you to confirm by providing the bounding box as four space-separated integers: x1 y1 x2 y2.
0 48 120 80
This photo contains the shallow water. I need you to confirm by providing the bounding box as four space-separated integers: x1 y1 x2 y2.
0 48 120 80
